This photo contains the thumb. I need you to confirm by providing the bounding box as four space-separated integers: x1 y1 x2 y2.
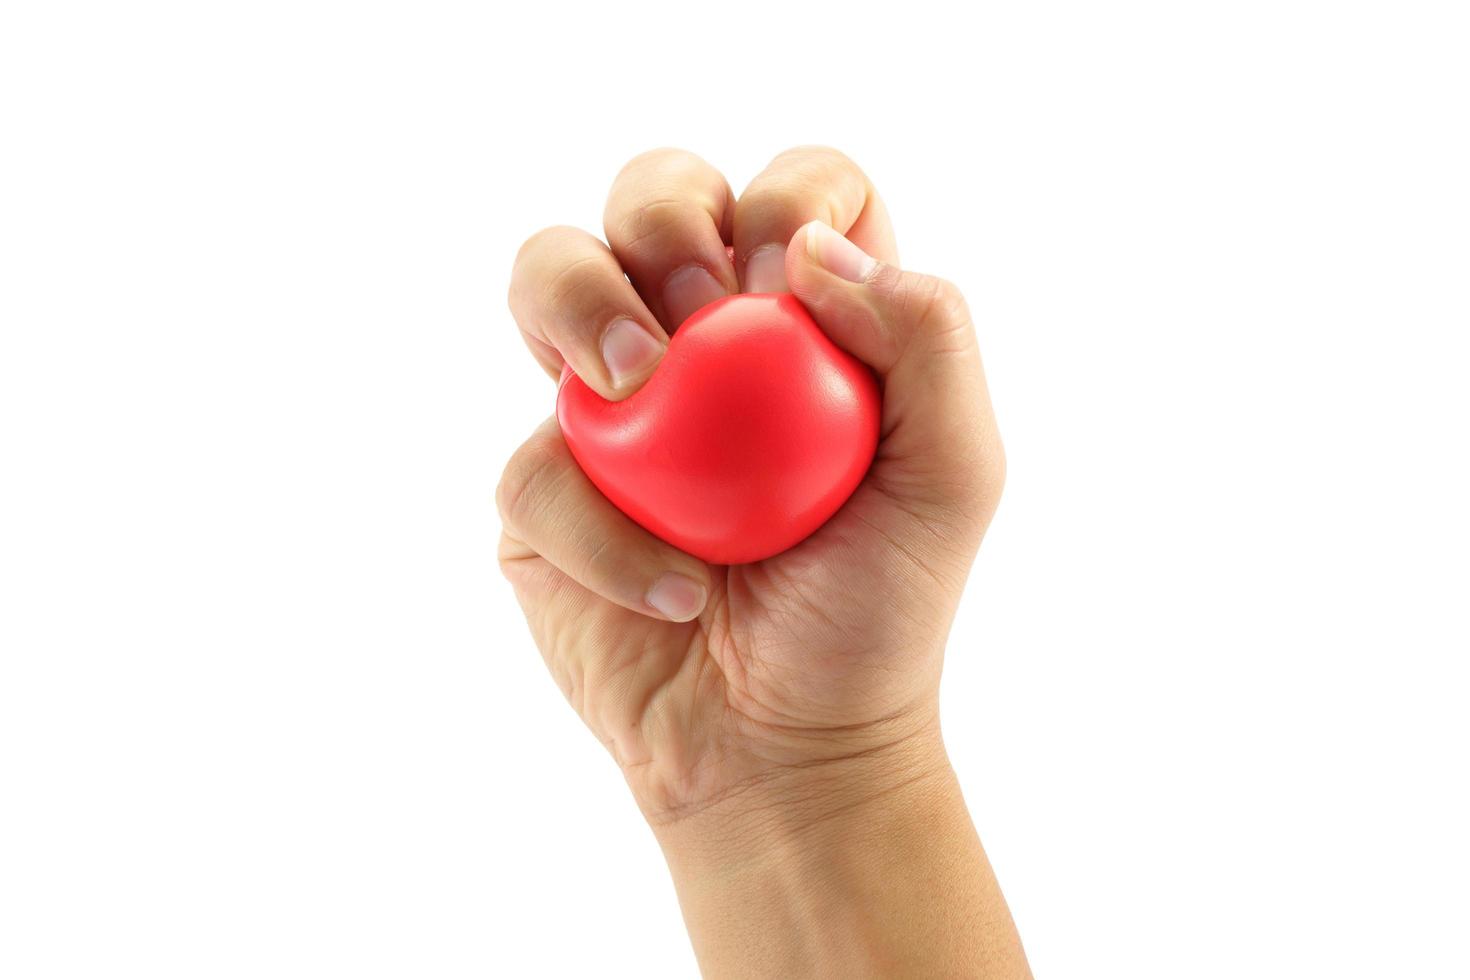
785 220 1005 533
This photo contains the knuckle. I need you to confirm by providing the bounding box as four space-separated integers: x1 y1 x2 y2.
740 147 869 234
608 196 700 256
937 434 1008 531
959 428 1006 504
510 226 592 307
904 274 973 341
606 150 731 259
495 430 567 531
958 423 1008 513
539 252 610 313
609 149 723 212
617 147 708 181
988 441 1008 499
514 224 584 267
770 144 859 174
918 275 969 322
738 169 817 209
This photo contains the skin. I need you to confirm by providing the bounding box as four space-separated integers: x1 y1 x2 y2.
498 147 1030 978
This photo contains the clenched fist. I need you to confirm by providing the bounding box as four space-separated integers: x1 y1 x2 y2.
498 147 1027 979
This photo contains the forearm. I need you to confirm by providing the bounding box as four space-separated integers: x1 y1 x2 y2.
653 725 1031 979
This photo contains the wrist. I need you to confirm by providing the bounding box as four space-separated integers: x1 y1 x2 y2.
651 715 1029 978
650 711 951 867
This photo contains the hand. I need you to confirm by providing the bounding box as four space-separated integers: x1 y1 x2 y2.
499 145 1002 815
499 147 1026 978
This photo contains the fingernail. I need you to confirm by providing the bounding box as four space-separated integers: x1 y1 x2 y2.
805 221 877 283
645 572 707 622
744 244 789 293
662 265 726 328
601 318 664 389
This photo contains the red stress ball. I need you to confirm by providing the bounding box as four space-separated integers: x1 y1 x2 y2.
556 293 880 565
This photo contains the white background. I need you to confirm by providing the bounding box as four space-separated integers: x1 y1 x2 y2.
2 1 1466 977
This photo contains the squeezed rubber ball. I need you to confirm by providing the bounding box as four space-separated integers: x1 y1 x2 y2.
556 293 880 565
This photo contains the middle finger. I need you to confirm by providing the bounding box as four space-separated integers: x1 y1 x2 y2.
603 148 739 333
734 145 899 294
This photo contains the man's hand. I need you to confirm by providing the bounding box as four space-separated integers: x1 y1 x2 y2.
498 147 1027 978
